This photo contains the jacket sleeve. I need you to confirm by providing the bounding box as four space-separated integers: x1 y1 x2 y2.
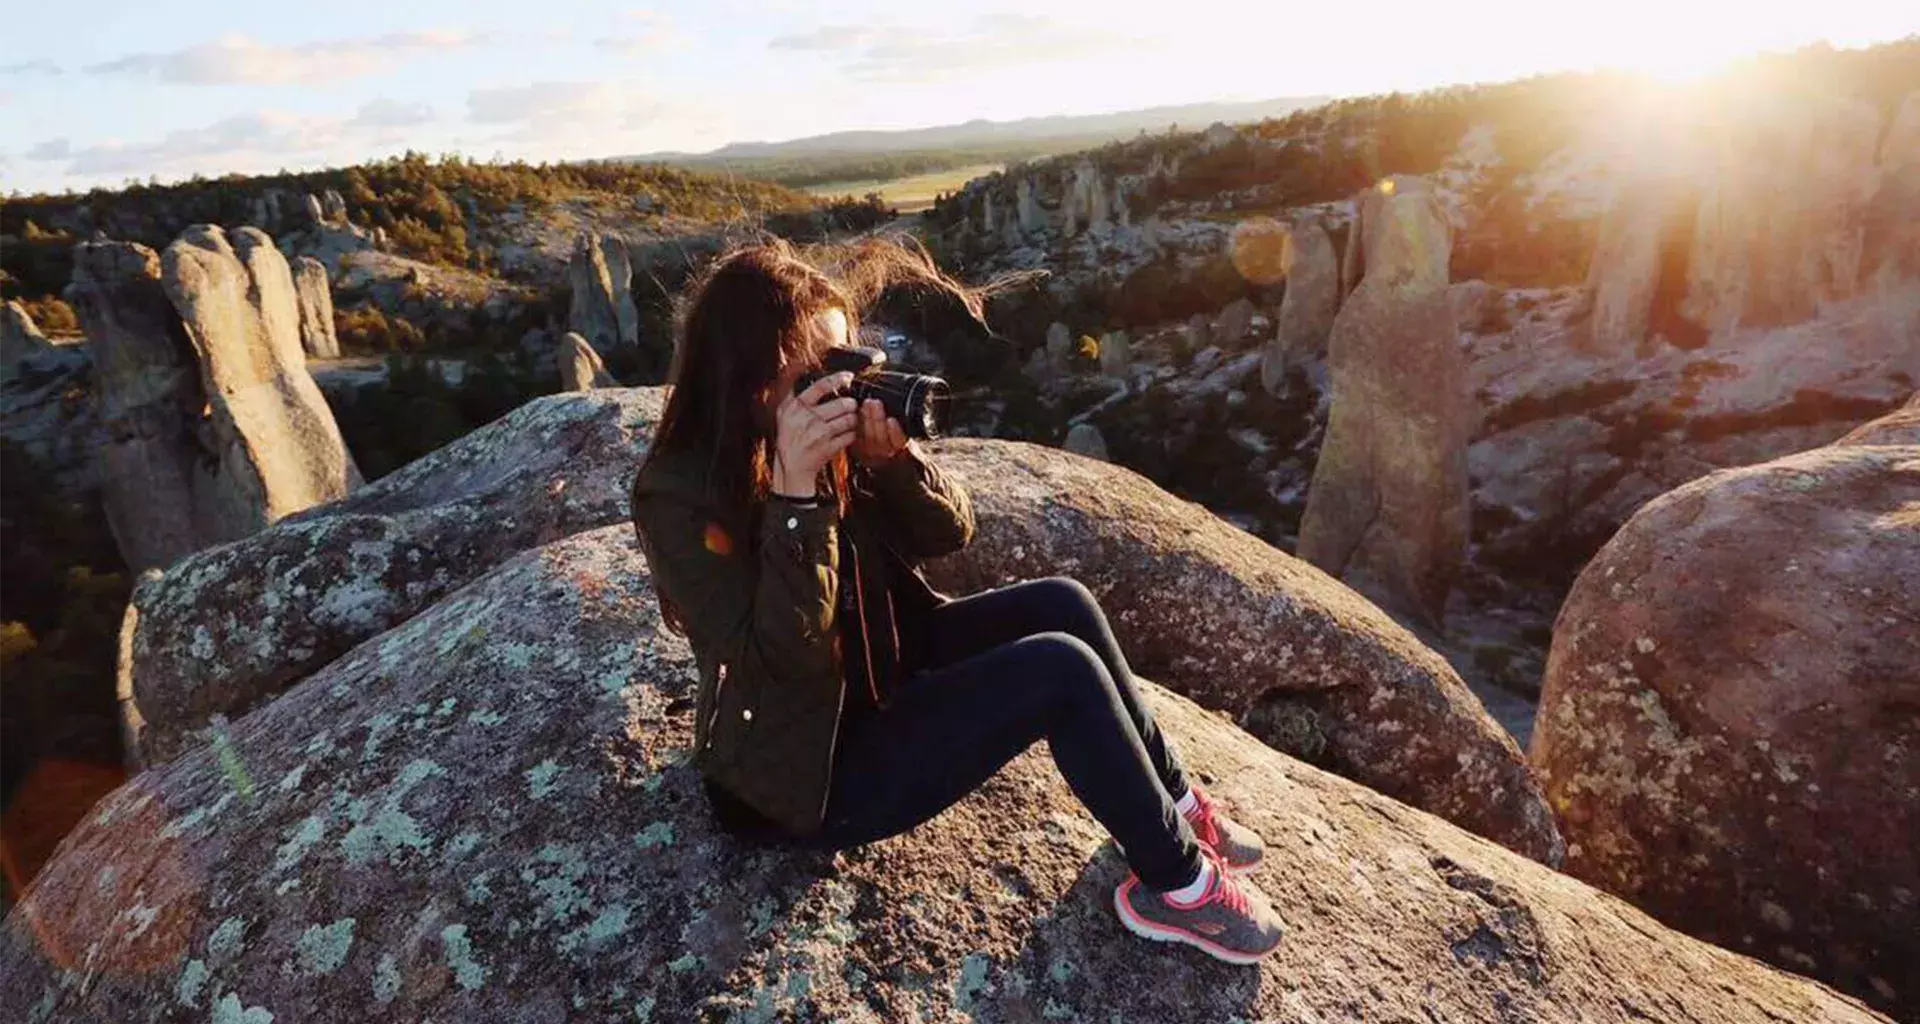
866 442 976 560
631 481 843 730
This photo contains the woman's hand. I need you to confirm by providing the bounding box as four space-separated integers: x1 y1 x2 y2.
851 399 909 466
771 372 858 499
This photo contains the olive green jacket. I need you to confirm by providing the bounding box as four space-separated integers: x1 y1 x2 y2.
629 443 974 834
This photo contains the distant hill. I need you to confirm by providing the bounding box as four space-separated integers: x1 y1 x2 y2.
617 97 1328 189
632 97 1330 162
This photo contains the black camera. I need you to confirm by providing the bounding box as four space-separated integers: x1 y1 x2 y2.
796 346 950 440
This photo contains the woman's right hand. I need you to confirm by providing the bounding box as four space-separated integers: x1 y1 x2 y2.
771 372 858 498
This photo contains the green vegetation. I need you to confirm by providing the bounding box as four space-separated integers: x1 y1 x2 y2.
2 152 825 302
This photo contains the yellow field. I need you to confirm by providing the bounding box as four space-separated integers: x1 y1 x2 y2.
804 163 1004 214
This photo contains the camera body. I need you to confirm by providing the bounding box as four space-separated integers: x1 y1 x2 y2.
796 346 950 440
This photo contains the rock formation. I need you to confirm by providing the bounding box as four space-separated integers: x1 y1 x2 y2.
1261 220 1340 395
1045 321 1073 371
567 232 638 353
1582 169 1693 354
65 239 209 572
1097 330 1131 379
282 191 379 274
1679 92 1883 337
926 440 1560 861
1062 422 1108 460
1836 391 1920 446
1215 298 1257 347
1 300 54 383
600 235 641 353
118 390 664 766
1532 413 1920 1019
558 331 614 391
1866 90 1920 291
981 190 998 235
1062 159 1111 237
1300 179 1467 625
2 520 1874 1023
290 256 341 360
162 225 361 526
1185 312 1210 352
1016 175 1042 235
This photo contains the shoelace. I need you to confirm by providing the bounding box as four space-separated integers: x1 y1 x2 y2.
1184 787 1222 847
1199 845 1250 915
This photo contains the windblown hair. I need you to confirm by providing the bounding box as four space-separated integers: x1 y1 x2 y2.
638 235 1004 636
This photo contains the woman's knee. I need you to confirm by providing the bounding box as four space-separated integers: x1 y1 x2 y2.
1017 632 1113 700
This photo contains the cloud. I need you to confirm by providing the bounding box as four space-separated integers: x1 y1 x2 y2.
351 98 436 128
34 112 342 177
87 30 481 85
26 138 72 160
468 80 661 132
1 60 62 76
595 10 681 55
768 14 1143 81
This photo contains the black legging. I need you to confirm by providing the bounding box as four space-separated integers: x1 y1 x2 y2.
805 576 1203 891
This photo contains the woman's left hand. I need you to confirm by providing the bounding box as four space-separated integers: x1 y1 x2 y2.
851 399 909 465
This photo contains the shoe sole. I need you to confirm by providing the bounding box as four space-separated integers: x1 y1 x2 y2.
1112 879 1275 966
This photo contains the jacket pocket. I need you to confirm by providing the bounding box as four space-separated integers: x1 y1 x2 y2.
700 661 760 773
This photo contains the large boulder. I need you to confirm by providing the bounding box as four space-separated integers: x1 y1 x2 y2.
65 239 221 572
1532 420 1920 1018
162 225 361 524
558 331 615 391
925 440 1560 862
1260 219 1340 393
1 525 1882 1024
120 390 664 767
1300 178 1468 626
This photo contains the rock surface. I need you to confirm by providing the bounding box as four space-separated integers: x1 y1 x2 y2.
1261 219 1340 393
65 239 218 572
1 300 54 382
1532 420 1920 1019
162 225 362 525
558 332 615 391
1 524 1882 1024
1836 392 1920 446
925 440 1560 862
1680 92 1883 337
1060 422 1108 460
291 256 341 360
120 390 665 767
1582 170 1691 354
1300 179 1468 625
566 231 638 353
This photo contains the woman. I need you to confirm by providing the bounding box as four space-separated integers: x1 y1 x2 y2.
630 239 1286 964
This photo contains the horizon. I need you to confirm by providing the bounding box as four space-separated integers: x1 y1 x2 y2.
2 1 1916 195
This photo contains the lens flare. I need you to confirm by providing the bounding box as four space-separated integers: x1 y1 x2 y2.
1230 217 1295 286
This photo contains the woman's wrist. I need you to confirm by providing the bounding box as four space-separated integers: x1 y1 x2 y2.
771 465 816 500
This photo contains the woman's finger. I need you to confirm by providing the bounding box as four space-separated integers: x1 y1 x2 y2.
796 372 855 408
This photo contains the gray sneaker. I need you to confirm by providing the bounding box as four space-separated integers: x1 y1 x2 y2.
1183 784 1265 874
1113 847 1286 965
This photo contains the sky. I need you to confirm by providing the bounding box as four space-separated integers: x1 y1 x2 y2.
1 0 1913 194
